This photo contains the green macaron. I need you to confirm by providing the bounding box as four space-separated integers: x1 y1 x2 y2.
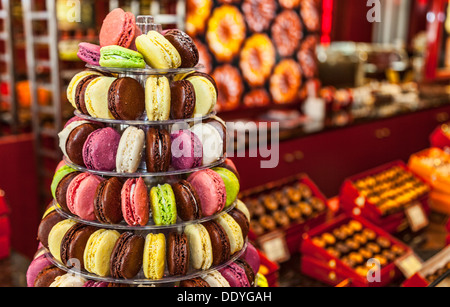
213 167 240 208
99 46 146 69
51 165 77 200
150 184 177 226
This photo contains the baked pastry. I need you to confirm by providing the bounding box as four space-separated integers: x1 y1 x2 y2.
300 0 320 32
312 237 326 249
298 183 313 199
259 215 277 231
271 10 303 57
242 0 276 33
279 0 300 9
186 0 212 36
297 40 318 79
206 5 246 62
274 210 290 227
286 205 302 221
212 64 244 111
321 232 336 246
243 88 271 108
286 186 302 203
270 59 302 104
250 220 265 236
262 195 279 211
311 197 326 212
194 39 212 74
239 33 276 88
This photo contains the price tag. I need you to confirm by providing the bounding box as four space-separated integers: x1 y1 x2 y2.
405 202 429 232
257 230 290 263
395 252 423 279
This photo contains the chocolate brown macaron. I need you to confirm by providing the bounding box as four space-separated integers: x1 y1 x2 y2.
34 266 65 287
167 232 190 276
172 180 202 221
236 258 255 287
66 123 100 167
55 171 81 212
110 232 145 279
94 177 124 224
37 211 65 249
60 223 98 270
164 29 199 68
170 80 196 119
228 208 250 239
203 220 231 266
108 77 145 120
75 75 100 115
145 128 171 172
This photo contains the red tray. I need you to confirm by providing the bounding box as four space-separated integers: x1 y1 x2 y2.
430 124 450 150
258 250 280 287
300 214 412 287
339 160 430 233
0 235 9 260
402 246 450 287
241 174 331 256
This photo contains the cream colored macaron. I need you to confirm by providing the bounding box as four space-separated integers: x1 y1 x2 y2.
116 126 145 173
145 76 171 121
84 76 116 119
184 224 213 270
67 71 102 109
215 213 244 255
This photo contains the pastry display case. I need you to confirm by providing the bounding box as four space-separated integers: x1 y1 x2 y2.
240 173 331 261
339 161 431 234
300 214 412 287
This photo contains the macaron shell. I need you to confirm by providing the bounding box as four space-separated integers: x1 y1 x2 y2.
145 128 171 172
110 232 145 279
83 127 121 171
51 165 77 200
66 123 100 166
170 80 196 119
100 46 145 69
108 77 145 120
150 184 177 226
50 273 87 287
78 43 101 66
58 120 90 159
83 229 120 277
26 254 53 287
121 177 149 226
190 123 223 165
67 71 102 108
170 130 203 170
37 211 65 249
184 224 213 270
164 29 199 68
48 219 77 262
219 262 250 287
99 8 136 48
203 220 231 266
34 266 66 287
136 31 181 69
116 126 145 173
143 233 166 280
172 180 202 221
167 232 190 276
213 167 240 208
85 77 116 119
203 270 230 287
215 213 244 255
66 173 104 221
94 177 124 224
240 243 261 274
188 169 226 216
145 76 171 121
60 223 98 270
235 199 251 222
187 75 217 116
55 171 81 212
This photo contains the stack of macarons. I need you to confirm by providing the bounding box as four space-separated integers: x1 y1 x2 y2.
38 205 250 281
58 117 226 173
50 161 241 226
67 70 218 120
73 9 218 120
78 8 200 70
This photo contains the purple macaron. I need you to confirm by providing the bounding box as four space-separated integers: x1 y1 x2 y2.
83 281 109 287
240 243 261 274
219 262 250 287
26 254 53 287
77 43 101 66
170 130 203 170
82 127 120 171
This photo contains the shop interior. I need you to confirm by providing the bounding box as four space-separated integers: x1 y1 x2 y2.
0 0 450 287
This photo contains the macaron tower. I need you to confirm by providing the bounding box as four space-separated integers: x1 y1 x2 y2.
27 9 263 288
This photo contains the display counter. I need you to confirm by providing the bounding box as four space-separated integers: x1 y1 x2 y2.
232 96 450 197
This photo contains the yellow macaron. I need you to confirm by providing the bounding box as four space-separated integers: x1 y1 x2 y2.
186 74 217 116
48 219 77 262
215 213 244 255
83 229 120 277
67 70 102 109
143 233 166 280
84 76 116 119
145 76 171 121
136 31 181 69
184 224 213 270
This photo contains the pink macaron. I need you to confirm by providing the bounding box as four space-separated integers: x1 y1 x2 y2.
66 172 104 221
99 8 136 48
121 177 149 226
240 243 261 274
188 169 226 217
219 262 250 287
170 130 203 170
83 127 121 171
26 254 53 287
77 43 101 66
